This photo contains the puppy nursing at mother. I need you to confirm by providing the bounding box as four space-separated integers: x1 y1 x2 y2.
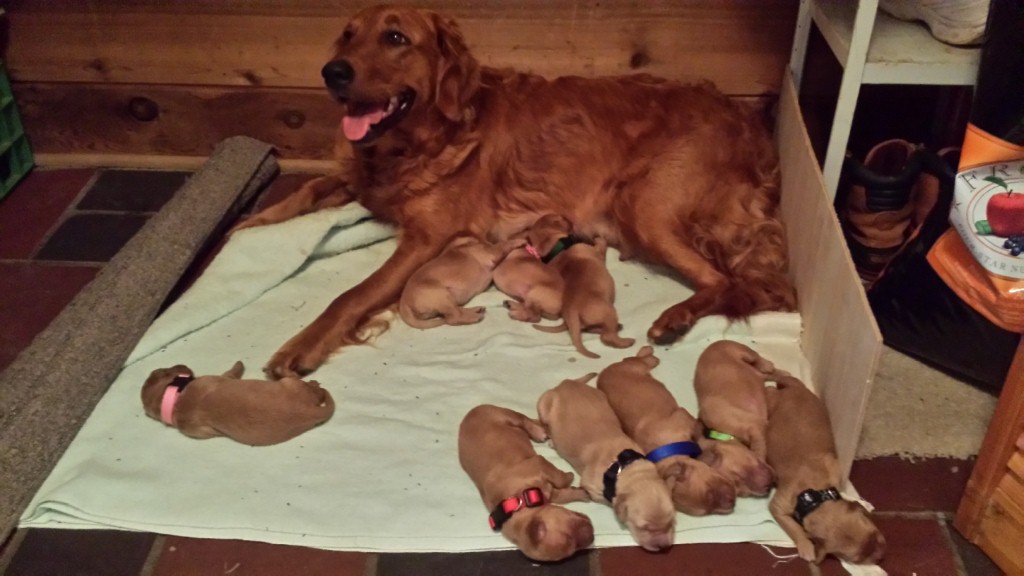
537 373 675 551
458 404 594 562
492 213 570 324
398 235 523 328
597 346 736 516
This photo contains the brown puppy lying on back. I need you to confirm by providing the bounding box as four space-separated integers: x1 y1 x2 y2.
534 237 634 358
492 214 569 323
141 362 334 446
765 375 885 565
693 339 777 495
538 373 675 551
597 346 736 516
458 404 594 562
399 235 524 328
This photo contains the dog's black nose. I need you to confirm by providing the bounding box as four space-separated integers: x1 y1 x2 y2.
321 60 355 90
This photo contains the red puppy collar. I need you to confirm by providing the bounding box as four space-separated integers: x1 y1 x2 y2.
488 487 545 530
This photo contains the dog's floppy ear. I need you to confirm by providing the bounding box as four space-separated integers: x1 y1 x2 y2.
428 11 480 122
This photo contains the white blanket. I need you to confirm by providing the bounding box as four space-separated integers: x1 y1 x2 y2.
22 203 810 552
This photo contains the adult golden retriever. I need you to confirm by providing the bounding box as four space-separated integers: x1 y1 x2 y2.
235 5 796 378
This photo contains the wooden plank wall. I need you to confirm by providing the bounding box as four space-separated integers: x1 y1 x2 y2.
4 1 799 162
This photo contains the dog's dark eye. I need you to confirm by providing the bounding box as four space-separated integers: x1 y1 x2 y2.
341 28 354 43
383 30 409 46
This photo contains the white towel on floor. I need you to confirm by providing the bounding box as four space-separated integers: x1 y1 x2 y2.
22 203 810 552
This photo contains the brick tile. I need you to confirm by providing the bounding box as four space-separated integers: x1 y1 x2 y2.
377 550 591 576
0 169 93 259
600 543 811 576
4 528 155 576
0 262 98 371
151 536 367 576
818 517 957 576
78 170 190 212
849 457 974 513
35 213 149 262
948 529 1003 576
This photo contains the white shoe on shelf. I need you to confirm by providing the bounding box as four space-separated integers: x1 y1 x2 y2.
879 0 990 46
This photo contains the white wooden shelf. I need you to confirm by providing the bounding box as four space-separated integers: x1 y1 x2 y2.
813 0 980 85
790 0 982 198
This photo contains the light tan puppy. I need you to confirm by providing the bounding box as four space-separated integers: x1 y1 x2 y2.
141 362 334 446
765 375 885 565
492 214 569 323
399 235 524 329
693 339 779 496
534 237 634 358
458 404 594 562
597 346 736 516
538 373 676 551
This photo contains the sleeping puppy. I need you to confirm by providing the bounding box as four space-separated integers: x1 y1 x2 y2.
693 339 778 495
533 236 634 358
141 361 334 446
458 404 594 562
492 214 569 323
538 373 676 551
765 375 885 565
597 346 736 516
399 235 524 329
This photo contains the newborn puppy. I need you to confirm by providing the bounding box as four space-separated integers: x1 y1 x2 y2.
493 214 569 323
534 236 634 358
141 361 334 446
538 373 676 551
765 375 885 565
458 404 594 562
693 340 778 495
399 235 524 329
597 346 736 515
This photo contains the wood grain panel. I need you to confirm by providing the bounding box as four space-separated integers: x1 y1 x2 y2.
4 1 798 96
14 83 343 160
14 82 772 163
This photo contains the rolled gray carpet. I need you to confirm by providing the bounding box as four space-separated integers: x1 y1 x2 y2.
0 136 278 539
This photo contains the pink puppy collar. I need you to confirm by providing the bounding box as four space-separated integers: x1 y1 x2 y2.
160 373 194 425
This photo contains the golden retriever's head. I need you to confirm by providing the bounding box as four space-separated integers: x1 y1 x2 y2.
323 5 480 145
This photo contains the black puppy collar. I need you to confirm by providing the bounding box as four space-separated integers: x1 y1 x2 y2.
602 449 646 502
792 487 842 525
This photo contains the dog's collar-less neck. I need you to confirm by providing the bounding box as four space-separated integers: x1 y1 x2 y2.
160 374 194 426
645 441 702 463
527 235 588 264
602 449 646 502
488 487 545 531
792 487 842 525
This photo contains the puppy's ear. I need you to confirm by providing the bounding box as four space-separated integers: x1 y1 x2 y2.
527 517 547 547
810 535 828 564
429 11 480 122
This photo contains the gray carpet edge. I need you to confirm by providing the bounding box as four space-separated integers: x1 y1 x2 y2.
0 136 279 540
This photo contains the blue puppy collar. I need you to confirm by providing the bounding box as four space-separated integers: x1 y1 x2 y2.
645 441 702 463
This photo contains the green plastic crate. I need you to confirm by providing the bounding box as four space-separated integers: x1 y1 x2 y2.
0 61 33 200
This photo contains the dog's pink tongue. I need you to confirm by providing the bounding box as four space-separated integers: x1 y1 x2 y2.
342 109 387 141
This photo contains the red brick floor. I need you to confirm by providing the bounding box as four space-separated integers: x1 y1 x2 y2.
0 169 1005 576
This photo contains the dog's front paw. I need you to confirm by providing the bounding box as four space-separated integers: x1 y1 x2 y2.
265 341 330 379
647 304 695 344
